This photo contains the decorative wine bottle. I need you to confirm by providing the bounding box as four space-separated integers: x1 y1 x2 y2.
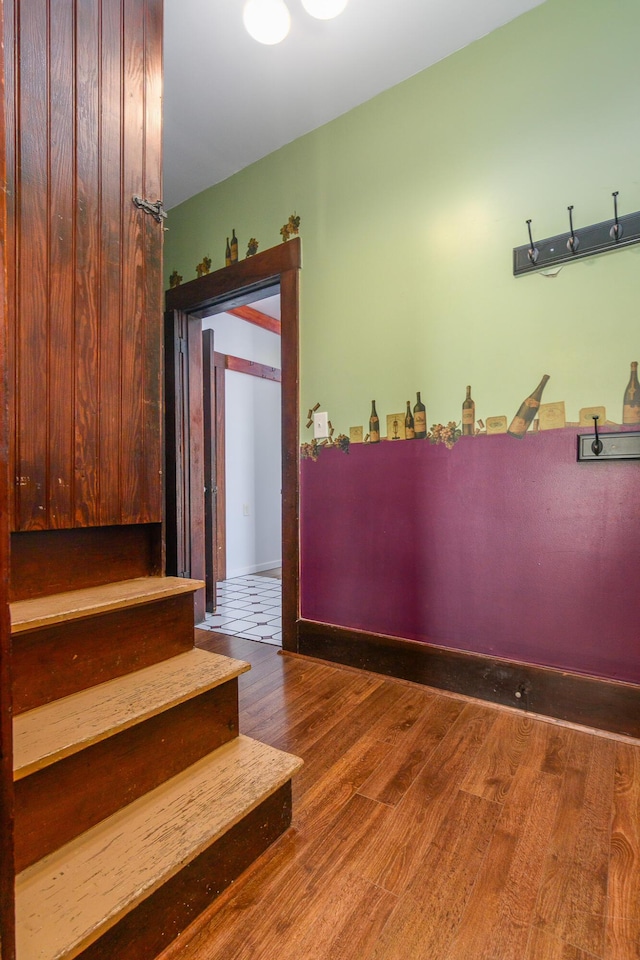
369 401 380 443
404 401 415 440
225 237 231 267
413 392 427 439
507 374 550 438
623 361 640 424
462 385 475 436
230 229 238 263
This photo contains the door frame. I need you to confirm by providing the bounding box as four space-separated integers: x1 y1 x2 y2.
165 238 301 652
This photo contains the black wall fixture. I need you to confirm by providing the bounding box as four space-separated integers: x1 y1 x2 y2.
577 416 640 461
514 192 640 276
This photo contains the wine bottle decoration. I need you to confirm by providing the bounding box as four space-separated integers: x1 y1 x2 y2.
230 229 239 263
623 361 640 424
462 385 475 436
225 237 231 267
413 392 427 439
507 374 550 438
404 401 415 440
369 401 380 443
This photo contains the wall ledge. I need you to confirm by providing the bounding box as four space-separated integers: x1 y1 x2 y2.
297 619 640 739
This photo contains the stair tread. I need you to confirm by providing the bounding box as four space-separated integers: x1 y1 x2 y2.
14 649 250 779
10 576 204 634
16 735 303 960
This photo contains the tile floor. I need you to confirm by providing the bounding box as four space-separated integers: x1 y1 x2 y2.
199 574 282 646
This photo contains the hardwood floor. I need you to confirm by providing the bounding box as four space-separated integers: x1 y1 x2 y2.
159 634 640 960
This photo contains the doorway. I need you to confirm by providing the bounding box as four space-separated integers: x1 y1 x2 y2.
200 295 283 646
164 239 300 653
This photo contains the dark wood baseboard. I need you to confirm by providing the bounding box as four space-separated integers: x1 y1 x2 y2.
76 782 293 960
297 619 640 739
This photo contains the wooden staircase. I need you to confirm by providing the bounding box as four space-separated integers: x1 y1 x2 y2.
11 576 302 960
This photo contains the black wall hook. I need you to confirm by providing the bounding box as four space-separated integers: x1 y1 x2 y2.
591 415 603 456
610 191 622 241
566 205 579 253
526 219 539 264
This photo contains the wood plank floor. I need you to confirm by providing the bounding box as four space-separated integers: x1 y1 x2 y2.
159 633 640 960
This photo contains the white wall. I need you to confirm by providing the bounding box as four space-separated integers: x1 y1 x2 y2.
201 311 282 579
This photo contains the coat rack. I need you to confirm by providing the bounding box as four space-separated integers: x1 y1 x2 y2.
513 192 640 276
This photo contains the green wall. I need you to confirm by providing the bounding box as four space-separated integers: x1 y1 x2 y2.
164 0 640 437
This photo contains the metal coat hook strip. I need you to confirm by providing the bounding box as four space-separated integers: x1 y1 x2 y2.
514 192 640 276
132 196 167 223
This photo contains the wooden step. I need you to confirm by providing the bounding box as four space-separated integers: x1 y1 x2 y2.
14 648 248 779
13 650 252 870
10 576 204 634
16 736 303 960
11 577 205 714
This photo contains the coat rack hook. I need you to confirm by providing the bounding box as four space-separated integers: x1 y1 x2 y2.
610 191 623 241
526 219 539 264
591 415 603 456
566 205 579 253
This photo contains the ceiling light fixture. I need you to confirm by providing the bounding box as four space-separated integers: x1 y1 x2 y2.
300 0 349 19
243 0 291 45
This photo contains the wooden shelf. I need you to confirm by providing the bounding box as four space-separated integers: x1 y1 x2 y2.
10 576 204 634
16 736 303 960
14 649 249 779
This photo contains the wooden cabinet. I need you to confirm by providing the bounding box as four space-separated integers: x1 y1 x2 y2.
5 0 163 532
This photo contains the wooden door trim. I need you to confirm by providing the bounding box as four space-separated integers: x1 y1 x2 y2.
165 238 300 652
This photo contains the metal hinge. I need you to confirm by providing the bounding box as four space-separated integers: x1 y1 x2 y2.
132 195 167 224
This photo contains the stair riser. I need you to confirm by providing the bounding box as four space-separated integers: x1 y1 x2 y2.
14 681 240 872
12 594 195 714
75 781 293 960
10 525 162 602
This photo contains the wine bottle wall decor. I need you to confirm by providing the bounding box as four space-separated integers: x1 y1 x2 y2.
303 360 635 464
369 401 380 443
462 386 475 436
507 375 550 438
623 361 640 424
405 401 415 439
413 392 427 439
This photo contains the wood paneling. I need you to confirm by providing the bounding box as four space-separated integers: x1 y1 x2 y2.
297 619 640 738
6 0 163 531
0 0 16 954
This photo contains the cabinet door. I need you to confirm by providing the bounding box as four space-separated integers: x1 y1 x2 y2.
5 0 163 531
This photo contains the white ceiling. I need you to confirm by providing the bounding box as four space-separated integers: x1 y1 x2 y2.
163 0 547 210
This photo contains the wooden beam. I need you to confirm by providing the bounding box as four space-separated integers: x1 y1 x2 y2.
213 352 281 383
227 305 280 336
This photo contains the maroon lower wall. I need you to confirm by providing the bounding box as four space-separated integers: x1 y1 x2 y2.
300 429 640 685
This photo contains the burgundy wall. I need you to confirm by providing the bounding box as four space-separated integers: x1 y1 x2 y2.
300 429 640 684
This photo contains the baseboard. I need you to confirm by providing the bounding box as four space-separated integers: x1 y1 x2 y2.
225 560 282 579
297 619 640 739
